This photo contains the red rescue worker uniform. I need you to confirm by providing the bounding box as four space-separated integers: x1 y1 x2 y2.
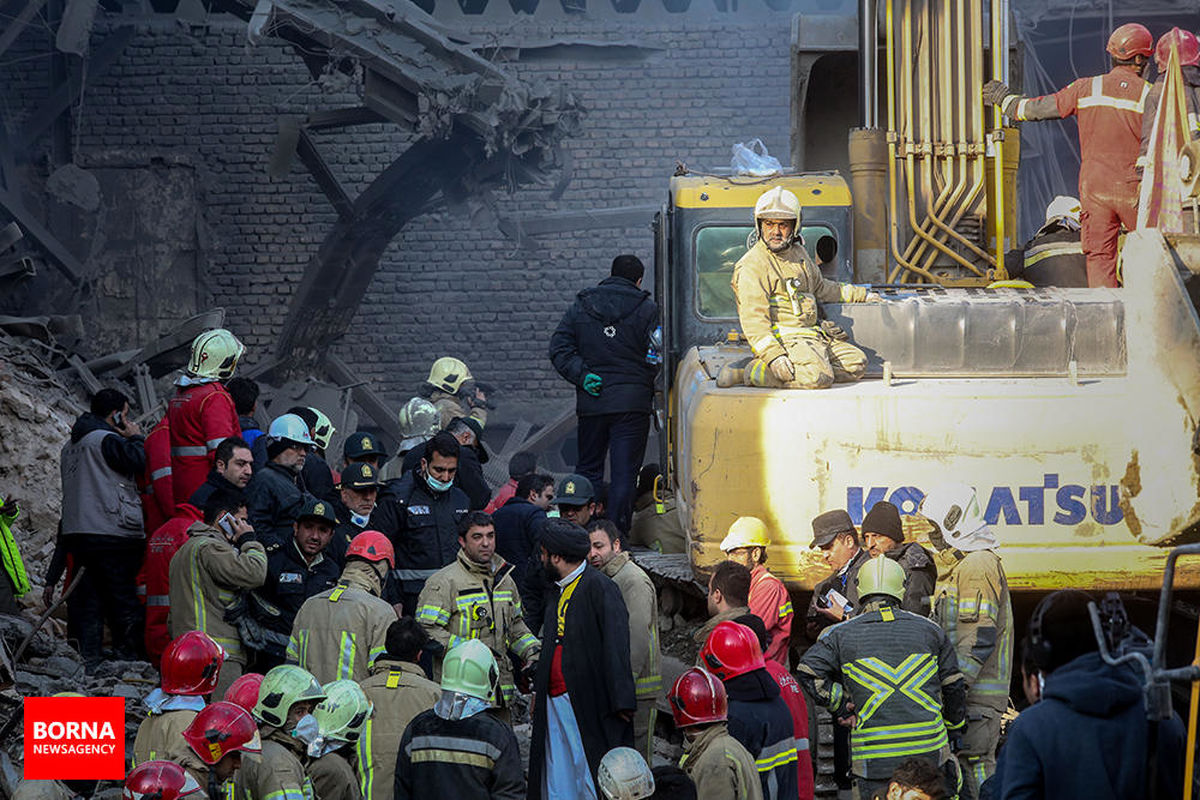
167 382 240 507
137 503 204 667
764 660 815 800
141 418 175 535
748 564 793 667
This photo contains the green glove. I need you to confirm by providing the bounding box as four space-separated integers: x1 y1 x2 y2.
583 373 602 397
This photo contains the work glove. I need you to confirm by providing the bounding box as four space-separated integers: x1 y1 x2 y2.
768 355 795 383
982 80 1010 106
583 373 602 397
865 291 883 303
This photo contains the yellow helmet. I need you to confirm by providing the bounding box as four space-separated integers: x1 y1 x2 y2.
720 516 771 552
753 186 801 222
427 357 473 394
187 329 244 380
855 555 907 602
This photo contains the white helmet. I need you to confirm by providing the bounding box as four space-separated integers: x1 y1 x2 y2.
268 414 316 447
597 747 655 800
1043 195 1081 231
919 483 986 547
187 329 244 380
753 186 801 222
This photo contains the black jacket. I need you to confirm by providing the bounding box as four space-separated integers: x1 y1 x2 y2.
244 462 307 547
805 548 869 641
252 537 340 653
395 709 525 800
401 445 490 510
549 276 659 417
302 452 339 507
492 497 546 593
726 670 801 800
189 468 244 511
70 413 146 477
886 541 938 617
368 472 469 598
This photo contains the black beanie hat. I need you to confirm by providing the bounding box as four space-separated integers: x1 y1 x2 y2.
862 501 904 544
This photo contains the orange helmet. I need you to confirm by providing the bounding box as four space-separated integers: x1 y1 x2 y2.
161 631 225 696
668 668 728 728
1107 23 1153 60
182 701 262 764
124 761 203 800
346 530 395 568
1155 28 1200 70
222 673 264 712
699 621 766 681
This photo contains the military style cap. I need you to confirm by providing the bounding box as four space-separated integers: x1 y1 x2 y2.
339 462 381 491
810 509 856 548
556 473 594 507
297 496 337 526
343 431 386 459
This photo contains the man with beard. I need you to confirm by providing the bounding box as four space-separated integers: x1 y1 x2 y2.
243 414 315 546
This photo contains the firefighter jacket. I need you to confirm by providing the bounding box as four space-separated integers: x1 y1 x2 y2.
629 492 686 554
167 382 240 507
357 658 440 800
254 538 340 659
600 552 661 701
0 499 29 598
244 463 307 548
484 479 517 515
679 723 763 800
394 708 525 800
368 472 469 601
1006 64 1149 193
693 605 752 646
415 550 539 707
763 660 815 800
12 781 73 800
804 548 869 641
139 504 204 666
886 541 937 617
932 548 1013 714
239 729 312 800
1139 65 1200 169
169 522 268 663
748 564 792 666
1004 227 1087 288
725 671 799 800
131 705 205 775
732 239 870 366
429 390 486 430
797 599 967 781
307 752 360 800
141 418 175 535
287 560 394 683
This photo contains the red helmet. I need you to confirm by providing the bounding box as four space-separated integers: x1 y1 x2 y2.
124 761 204 800
346 530 395 568
222 673 264 712
161 631 226 696
1107 23 1153 60
669 668 728 728
699 621 765 681
1155 28 1200 70
182 701 262 764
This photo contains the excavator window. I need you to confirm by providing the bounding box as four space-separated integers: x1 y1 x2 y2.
694 224 835 319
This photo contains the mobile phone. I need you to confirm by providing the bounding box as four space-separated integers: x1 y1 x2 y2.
113 411 124 428
217 512 237 539
825 588 852 614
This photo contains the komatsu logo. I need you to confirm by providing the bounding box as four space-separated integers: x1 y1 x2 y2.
847 474 1124 527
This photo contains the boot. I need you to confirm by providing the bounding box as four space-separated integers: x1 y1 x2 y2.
715 365 744 388
743 359 788 388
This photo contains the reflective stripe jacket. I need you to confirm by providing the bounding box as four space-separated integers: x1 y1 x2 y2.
429 390 486 430
797 600 967 781
131 708 206 775
394 708 525 800
167 382 240 507
748 564 793 666
357 659 440 800
416 550 539 707
1006 65 1149 191
932 548 1013 713
764 660 815 800
725 671 800 800
0 500 28 597
601 552 661 701
139 504 204 666
240 731 312 800
141 418 175 535
288 561 395 683
168 522 268 663
732 239 869 364
307 752 360 800
680 723 763 800
254 539 340 658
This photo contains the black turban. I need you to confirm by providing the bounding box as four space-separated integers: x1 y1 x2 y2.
541 518 590 560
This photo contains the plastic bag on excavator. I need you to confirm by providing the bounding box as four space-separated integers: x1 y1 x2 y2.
730 139 783 176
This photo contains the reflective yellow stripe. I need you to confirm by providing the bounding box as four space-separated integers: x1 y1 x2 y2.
358 718 374 800
337 631 357 679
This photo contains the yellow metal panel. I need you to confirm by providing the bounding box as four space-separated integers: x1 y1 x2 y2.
671 174 852 209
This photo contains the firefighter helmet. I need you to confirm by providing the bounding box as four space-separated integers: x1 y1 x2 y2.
346 530 395 569
397 397 440 440
253 665 326 728
1155 27 1200 70
753 186 801 222
919 482 988 549
307 407 335 451
182 702 262 764
124 761 204 800
441 640 498 703
1106 23 1153 60
161 631 225 696
668 668 728 728
187 329 244 381
268 414 316 447
314 680 373 744
597 747 655 800
427 357 473 394
223 673 264 712
1044 195 1082 229
719 516 771 552
855 555 907 602
699 621 766 681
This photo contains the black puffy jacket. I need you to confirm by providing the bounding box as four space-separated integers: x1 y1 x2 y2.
549 276 659 417
243 462 307 547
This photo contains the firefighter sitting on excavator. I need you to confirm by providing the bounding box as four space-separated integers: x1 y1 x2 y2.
720 187 882 391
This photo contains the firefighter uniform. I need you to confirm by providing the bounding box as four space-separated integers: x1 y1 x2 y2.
998 65 1149 287
429 390 486 431
239 729 312 800
287 560 395 683
168 522 268 697
415 550 540 711
132 705 207 774
394 706 524 800
357 658 440 800
732 239 871 390
679 723 763 800
139 504 204 667
167 382 241 507
307 752 360 800
748 564 792 666
798 599 967 800
141 418 175 535
932 549 1013 799
600 551 661 761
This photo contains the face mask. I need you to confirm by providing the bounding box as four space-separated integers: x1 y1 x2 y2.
426 472 453 493
290 713 320 744
350 512 370 528
306 737 342 758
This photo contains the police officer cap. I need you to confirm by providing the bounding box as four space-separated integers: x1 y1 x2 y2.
339 462 381 491
811 509 856 548
297 496 337 527
556 473 594 507
541 518 591 560
344 431 386 460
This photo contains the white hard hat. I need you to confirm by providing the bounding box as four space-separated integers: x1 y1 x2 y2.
753 186 801 222
597 747 655 800
1044 195 1081 230
919 483 986 546
720 516 771 552
268 414 316 447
